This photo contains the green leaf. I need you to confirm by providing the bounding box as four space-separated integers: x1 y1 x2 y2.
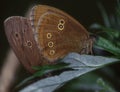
32 62 69 71
100 27 120 39
20 53 119 92
97 78 116 92
95 36 120 57
97 2 111 27
17 62 69 88
90 24 120 39
16 76 35 88
32 62 69 77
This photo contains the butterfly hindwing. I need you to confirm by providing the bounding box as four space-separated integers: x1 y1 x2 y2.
29 5 90 62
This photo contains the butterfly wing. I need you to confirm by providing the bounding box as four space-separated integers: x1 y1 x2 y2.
4 5 93 73
29 5 88 34
4 16 46 73
29 5 90 62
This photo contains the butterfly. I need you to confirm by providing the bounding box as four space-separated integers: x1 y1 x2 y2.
4 5 94 73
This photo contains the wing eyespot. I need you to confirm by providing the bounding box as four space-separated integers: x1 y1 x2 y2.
14 32 19 39
47 33 52 39
58 19 65 31
48 41 54 48
58 23 64 31
59 19 65 24
23 29 26 33
46 32 55 56
49 50 55 55
24 40 32 48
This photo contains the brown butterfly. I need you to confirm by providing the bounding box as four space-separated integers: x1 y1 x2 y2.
4 5 94 73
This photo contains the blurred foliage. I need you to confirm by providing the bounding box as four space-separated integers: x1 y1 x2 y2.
97 78 116 92
91 1 120 59
55 73 116 92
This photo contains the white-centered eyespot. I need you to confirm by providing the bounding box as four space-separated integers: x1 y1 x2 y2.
58 23 64 31
48 41 54 48
57 19 65 31
24 40 32 48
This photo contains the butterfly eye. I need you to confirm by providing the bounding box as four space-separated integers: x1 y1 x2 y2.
59 19 65 24
49 50 55 56
48 41 54 48
47 33 52 39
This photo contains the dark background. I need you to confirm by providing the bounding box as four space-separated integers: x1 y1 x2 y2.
0 0 119 91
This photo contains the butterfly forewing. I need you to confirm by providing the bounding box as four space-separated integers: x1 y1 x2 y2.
4 16 47 73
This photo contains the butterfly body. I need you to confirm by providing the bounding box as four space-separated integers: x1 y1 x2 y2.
4 5 93 73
